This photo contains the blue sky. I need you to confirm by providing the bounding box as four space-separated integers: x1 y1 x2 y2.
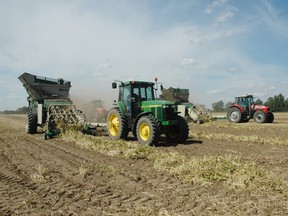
1 0 288 110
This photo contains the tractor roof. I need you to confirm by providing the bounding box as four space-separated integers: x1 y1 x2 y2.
235 94 253 98
120 81 155 86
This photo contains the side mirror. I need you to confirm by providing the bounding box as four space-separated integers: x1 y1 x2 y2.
112 82 117 89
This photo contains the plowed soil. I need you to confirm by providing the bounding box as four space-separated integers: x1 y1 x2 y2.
0 114 288 215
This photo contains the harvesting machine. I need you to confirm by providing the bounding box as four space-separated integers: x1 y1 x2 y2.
159 86 213 123
19 72 97 139
106 80 189 145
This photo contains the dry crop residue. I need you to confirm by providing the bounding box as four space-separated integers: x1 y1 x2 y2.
0 114 288 215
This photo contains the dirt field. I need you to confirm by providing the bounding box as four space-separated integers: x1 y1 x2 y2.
0 114 288 215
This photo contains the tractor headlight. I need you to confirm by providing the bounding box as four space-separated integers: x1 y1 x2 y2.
163 104 175 109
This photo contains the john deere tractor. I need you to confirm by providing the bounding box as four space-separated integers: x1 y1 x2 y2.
106 80 189 145
227 94 274 123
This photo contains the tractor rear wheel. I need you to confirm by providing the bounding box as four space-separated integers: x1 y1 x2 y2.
136 115 160 145
253 110 266 123
266 112 274 123
106 108 128 140
227 107 242 123
165 115 189 143
26 112 37 134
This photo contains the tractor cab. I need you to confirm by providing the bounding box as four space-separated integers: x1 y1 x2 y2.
235 95 254 106
234 95 255 114
113 81 155 118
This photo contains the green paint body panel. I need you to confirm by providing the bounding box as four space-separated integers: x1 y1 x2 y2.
118 101 127 114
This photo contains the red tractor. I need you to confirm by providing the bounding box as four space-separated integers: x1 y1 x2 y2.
227 95 274 123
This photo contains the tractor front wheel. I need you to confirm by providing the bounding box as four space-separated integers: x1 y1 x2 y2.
136 115 160 145
227 107 242 123
253 110 266 123
26 112 37 134
106 108 128 140
165 115 189 143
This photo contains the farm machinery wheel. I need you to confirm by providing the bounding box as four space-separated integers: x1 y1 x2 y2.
26 112 37 134
106 108 128 140
165 115 189 143
253 110 266 123
136 115 160 145
227 107 242 123
266 112 274 123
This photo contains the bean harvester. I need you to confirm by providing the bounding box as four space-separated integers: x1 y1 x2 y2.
159 86 213 123
19 72 99 139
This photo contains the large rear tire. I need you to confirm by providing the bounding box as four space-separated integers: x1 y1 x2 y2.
26 112 37 134
136 115 160 145
165 115 189 143
253 110 266 123
266 112 274 123
106 108 128 140
227 107 242 123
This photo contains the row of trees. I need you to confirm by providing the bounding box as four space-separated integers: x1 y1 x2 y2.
212 94 288 112
0 106 28 114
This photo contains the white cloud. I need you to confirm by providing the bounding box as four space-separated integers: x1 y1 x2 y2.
179 58 195 66
6 94 20 99
208 89 224 94
187 26 246 45
178 58 210 71
94 63 112 72
268 86 276 90
215 8 236 22
256 0 288 38
205 0 228 14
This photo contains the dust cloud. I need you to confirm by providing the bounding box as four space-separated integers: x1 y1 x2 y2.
69 91 116 123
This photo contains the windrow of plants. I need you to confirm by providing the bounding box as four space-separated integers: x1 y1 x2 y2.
190 130 288 146
61 130 288 195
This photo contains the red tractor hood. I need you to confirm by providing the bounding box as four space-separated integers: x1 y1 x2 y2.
254 104 270 112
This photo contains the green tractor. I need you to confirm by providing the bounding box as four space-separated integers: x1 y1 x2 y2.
106 80 189 145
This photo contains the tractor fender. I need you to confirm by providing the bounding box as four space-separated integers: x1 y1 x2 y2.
117 101 127 115
229 104 245 113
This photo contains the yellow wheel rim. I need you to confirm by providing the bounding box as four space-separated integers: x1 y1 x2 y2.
108 113 119 136
139 122 150 141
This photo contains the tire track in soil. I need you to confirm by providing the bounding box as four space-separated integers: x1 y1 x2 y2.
0 117 207 215
5 115 288 215
0 134 117 214
0 151 39 215
31 136 203 215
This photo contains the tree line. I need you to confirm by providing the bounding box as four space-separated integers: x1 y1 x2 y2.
0 106 28 114
212 94 288 112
